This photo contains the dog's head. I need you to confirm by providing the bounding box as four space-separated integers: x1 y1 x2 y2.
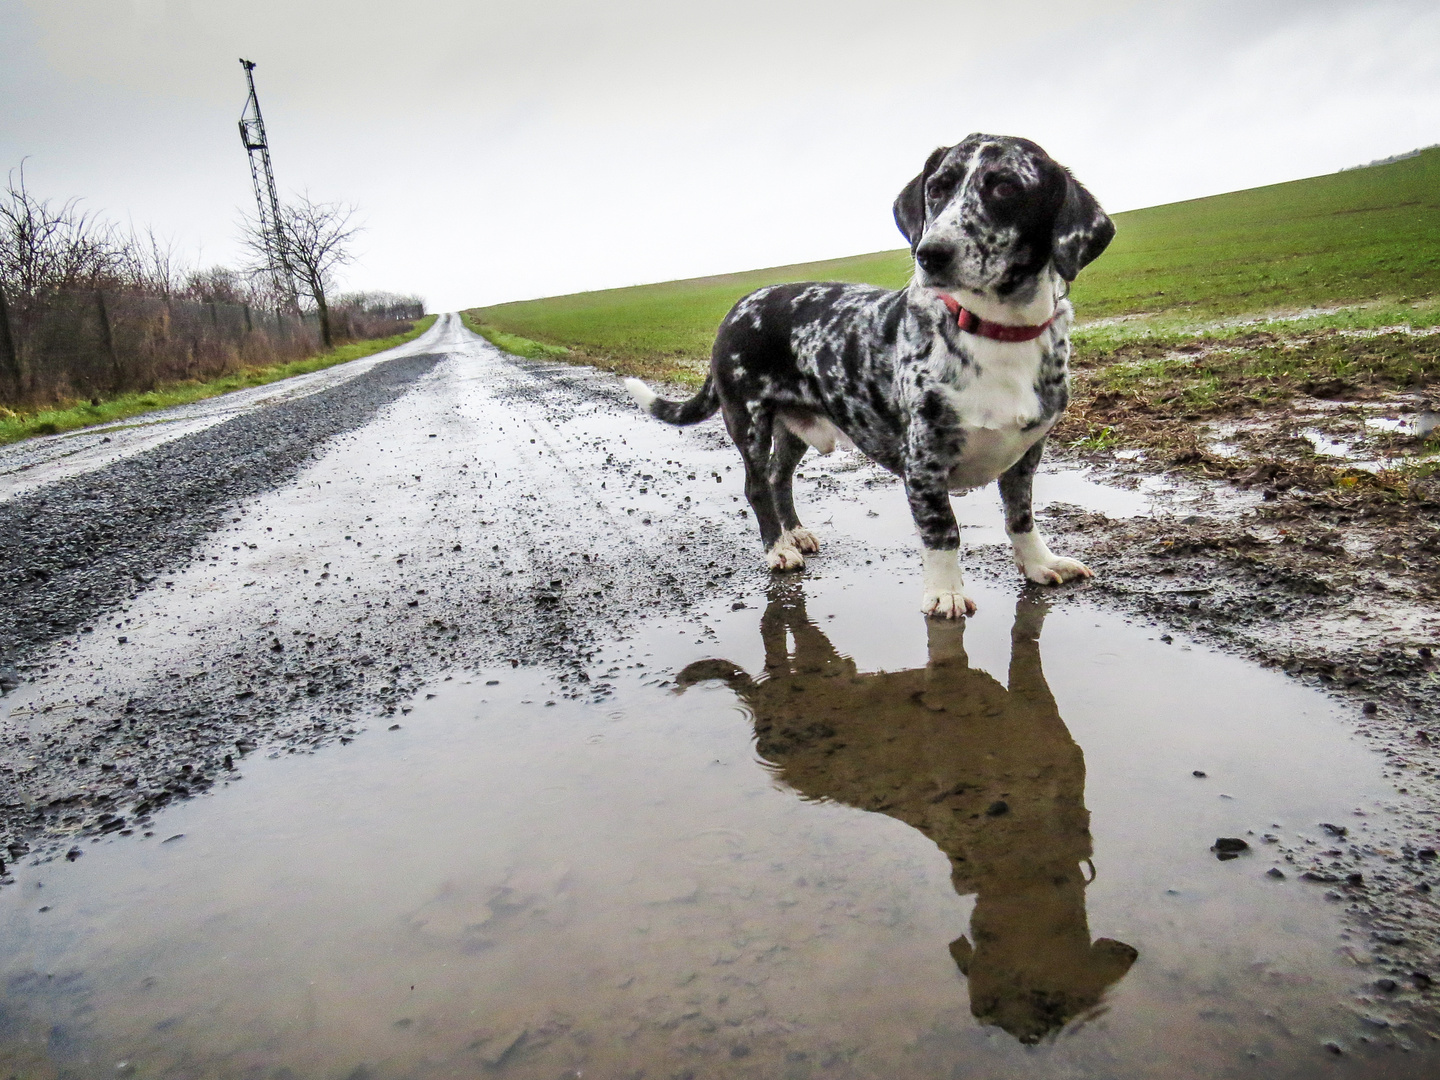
893 134 1114 299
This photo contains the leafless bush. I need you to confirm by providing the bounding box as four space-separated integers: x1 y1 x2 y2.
0 167 424 409
0 163 120 299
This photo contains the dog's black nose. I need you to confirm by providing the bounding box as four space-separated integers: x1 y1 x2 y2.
914 242 954 276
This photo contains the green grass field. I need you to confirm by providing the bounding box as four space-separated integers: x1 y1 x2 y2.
0 315 437 446
467 147 1440 384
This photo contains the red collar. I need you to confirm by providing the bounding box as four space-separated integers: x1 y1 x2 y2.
937 293 1056 342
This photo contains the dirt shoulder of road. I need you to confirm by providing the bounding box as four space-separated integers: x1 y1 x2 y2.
1046 316 1440 715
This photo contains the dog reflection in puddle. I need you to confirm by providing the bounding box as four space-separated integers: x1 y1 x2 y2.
677 587 1136 1044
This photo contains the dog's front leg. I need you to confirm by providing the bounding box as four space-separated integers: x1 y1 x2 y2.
904 449 975 619
998 439 1093 585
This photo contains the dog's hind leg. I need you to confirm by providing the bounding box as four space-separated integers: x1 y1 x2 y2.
727 406 804 571
769 426 819 554
998 439 1093 585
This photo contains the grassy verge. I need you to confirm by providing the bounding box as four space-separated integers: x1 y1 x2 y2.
464 250 908 386
459 309 709 387
458 312 569 360
0 315 437 446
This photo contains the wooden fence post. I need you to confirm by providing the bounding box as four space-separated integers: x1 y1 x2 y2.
95 289 123 391
0 285 20 400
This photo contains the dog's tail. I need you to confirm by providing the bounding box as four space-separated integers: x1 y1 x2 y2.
624 376 720 426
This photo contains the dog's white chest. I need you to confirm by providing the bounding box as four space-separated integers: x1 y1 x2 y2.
936 338 1052 491
946 424 1048 490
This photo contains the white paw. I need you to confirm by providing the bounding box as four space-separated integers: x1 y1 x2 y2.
1009 531 1093 585
787 527 820 554
766 542 806 572
919 547 975 618
1018 554 1093 585
922 589 977 619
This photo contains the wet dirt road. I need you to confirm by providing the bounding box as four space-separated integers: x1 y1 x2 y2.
0 314 1437 1078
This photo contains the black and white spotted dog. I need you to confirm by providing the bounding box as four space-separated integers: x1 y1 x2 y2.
626 134 1114 618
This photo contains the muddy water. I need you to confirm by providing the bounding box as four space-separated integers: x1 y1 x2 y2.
0 575 1428 1077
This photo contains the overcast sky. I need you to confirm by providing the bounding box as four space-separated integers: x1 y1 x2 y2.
3 0 1437 312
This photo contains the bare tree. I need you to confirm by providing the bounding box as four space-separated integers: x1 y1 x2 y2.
183 265 251 305
0 162 120 300
118 225 184 304
1 162 122 395
243 193 361 348
0 166 415 408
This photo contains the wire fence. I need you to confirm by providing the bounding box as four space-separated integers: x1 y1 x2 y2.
0 288 414 409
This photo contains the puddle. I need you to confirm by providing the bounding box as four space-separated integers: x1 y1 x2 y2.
1199 399 1438 480
0 570 1430 1078
792 453 1165 550
1303 429 1372 461
1367 414 1440 438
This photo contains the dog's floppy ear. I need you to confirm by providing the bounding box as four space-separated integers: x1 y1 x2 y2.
1051 171 1115 281
893 146 948 252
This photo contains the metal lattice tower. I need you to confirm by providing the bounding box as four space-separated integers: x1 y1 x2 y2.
238 59 300 313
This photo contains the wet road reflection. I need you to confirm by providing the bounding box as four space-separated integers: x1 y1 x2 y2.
678 587 1137 1043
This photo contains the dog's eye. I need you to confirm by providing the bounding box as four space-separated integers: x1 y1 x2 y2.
991 180 1018 200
